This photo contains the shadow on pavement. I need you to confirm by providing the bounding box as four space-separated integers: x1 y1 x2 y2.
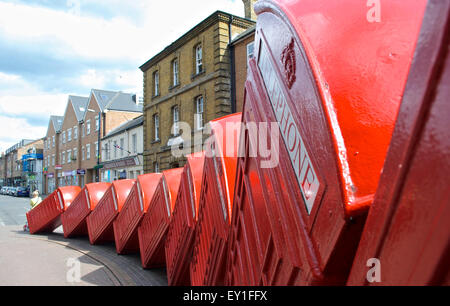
12 228 168 286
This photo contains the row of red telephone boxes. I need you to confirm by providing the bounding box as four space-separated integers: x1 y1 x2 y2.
26 0 449 286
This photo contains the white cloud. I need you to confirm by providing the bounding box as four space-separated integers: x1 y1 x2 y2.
0 0 245 63
0 93 67 118
0 116 47 153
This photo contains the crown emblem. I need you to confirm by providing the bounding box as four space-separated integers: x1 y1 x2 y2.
281 38 296 89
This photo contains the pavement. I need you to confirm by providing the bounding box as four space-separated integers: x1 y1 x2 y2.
0 194 168 286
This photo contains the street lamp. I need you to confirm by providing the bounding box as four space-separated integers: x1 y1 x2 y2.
87 109 101 182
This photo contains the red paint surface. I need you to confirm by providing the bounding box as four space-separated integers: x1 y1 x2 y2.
190 113 241 286
269 0 427 214
138 167 183 269
61 182 110 238
227 0 427 285
113 173 162 254
86 179 136 245
27 186 81 235
165 152 205 285
348 2 450 285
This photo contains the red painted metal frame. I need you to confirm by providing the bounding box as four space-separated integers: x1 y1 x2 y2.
226 0 427 285
86 179 136 245
113 173 162 254
138 167 183 269
190 113 241 286
347 0 450 286
165 152 205 285
27 186 81 235
61 182 111 238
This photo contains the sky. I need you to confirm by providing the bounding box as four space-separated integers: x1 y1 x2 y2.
0 0 245 153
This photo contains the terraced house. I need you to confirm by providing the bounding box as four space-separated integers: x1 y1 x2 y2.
43 90 143 194
140 4 256 172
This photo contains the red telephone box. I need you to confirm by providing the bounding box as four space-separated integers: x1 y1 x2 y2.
113 173 162 254
27 186 81 235
165 152 205 285
226 0 428 285
137 167 183 269
86 179 136 245
190 113 241 286
347 1 450 286
61 182 111 238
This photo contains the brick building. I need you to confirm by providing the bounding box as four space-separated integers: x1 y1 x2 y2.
43 90 143 194
0 153 5 186
140 8 256 172
230 26 256 113
43 115 64 193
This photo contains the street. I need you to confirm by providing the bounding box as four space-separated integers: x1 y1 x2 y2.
0 195 168 286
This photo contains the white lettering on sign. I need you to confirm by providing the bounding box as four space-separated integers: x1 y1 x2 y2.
258 41 320 214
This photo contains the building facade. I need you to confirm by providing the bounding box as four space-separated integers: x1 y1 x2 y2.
43 90 143 194
140 9 255 173
18 139 44 194
0 154 5 186
100 115 144 182
4 139 35 187
43 115 63 193
230 26 256 113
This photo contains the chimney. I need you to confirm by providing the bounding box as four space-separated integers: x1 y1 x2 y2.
242 0 257 21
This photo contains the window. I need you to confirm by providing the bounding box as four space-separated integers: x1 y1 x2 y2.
120 138 124 157
129 171 134 180
153 70 159 96
73 148 77 161
86 120 91 135
82 147 85 161
247 42 255 62
62 151 65 164
195 44 203 74
195 96 204 130
95 141 99 160
154 162 159 173
153 114 160 141
86 144 91 160
68 128 72 142
113 141 117 159
62 131 66 144
52 155 55 166
82 123 85 137
172 106 180 136
105 142 110 160
74 126 78 139
172 58 179 86
95 115 99 131
52 136 55 147
132 133 137 154
67 150 71 164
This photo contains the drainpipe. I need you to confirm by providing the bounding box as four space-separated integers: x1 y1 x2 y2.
228 14 237 113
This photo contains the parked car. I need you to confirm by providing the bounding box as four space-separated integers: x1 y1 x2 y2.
16 187 30 197
0 186 8 195
9 187 18 196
